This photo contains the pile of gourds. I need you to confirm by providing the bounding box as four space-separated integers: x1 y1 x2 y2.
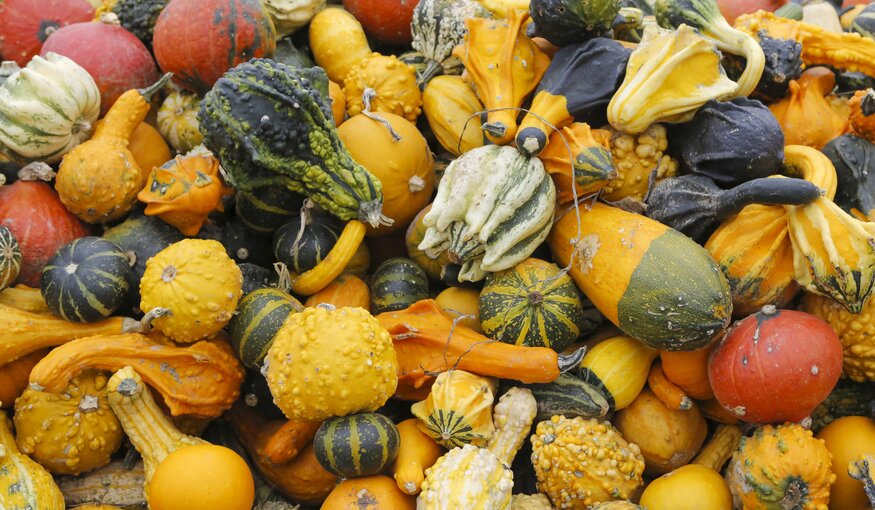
3 0 875 508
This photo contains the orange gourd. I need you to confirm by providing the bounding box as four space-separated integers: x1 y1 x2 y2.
304 273 371 309
262 419 322 465
434 287 482 333
647 361 693 411
659 347 715 400
329 80 346 127
539 123 616 204
323 475 416 509
392 418 444 495
817 417 875 510
769 67 849 149
849 88 875 144
92 120 172 179
148 445 254 510
0 349 48 408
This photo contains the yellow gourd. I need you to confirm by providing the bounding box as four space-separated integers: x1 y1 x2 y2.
0 349 47 408
343 54 422 123
392 418 445 495
511 494 554 510
452 9 551 145
0 285 50 314
286 220 367 296
56 74 171 223
601 124 678 202
55 459 146 508
14 370 122 475
265 305 398 421
156 89 203 154
309 7 372 83
304 273 370 309
639 464 732 510
802 291 875 381
817 417 875 510
412 370 498 448
422 76 486 157
691 424 743 472
139 239 243 343
577 336 659 411
434 287 482 333
0 413 66 509
328 80 346 127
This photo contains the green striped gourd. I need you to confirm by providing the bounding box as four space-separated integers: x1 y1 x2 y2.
273 209 343 274
236 186 306 236
229 288 303 369
515 372 611 422
313 412 400 478
410 0 491 84
370 258 429 315
479 257 589 352
39 237 132 322
0 225 21 291
418 145 556 282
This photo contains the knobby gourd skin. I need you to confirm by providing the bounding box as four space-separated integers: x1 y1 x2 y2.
309 6 373 83
411 0 491 85
527 0 621 46
342 53 422 123
802 292 875 382
601 124 677 202
0 413 66 509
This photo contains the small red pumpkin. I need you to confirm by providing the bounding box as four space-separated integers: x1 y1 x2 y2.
0 164 88 286
152 0 276 95
342 0 419 45
40 13 160 115
708 306 843 424
0 0 94 67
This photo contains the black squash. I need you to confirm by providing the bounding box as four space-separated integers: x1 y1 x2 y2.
723 34 803 103
669 98 785 187
40 237 132 322
527 0 620 46
220 216 274 267
852 3 875 40
272 208 344 274
371 257 429 314
821 134 875 220
235 186 306 236
239 263 278 297
646 174 822 243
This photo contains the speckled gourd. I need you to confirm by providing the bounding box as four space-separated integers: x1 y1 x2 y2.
0 412 66 509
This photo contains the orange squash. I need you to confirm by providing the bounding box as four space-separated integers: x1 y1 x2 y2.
93 120 172 178
769 67 849 149
0 349 48 408
304 274 370 309
647 361 692 411
262 419 322 465
659 347 714 400
849 89 875 144
322 475 415 509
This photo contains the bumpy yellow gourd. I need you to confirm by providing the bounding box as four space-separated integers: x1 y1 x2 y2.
343 53 422 122
265 306 398 421
412 370 498 449
802 291 875 381
14 370 122 475
601 124 678 201
0 413 66 509
452 9 550 145
531 416 645 509
139 239 243 343
607 23 737 135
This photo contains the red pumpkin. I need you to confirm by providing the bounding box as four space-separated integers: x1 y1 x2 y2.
716 0 788 24
708 306 843 424
0 0 94 66
343 0 419 45
152 0 276 95
40 14 160 115
0 168 88 286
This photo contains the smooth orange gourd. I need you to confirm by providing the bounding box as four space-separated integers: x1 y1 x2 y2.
769 67 849 149
323 476 416 509
392 418 444 495
660 347 715 400
148 445 254 510
303 273 371 309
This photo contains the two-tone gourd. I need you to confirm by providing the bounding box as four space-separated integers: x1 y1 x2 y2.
411 370 498 449
410 0 491 84
0 225 21 291
314 412 400 478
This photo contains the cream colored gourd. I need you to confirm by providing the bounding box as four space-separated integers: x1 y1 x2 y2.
511 494 554 509
0 412 66 509
56 460 146 509
412 369 498 449
156 90 203 153
263 0 325 37
105 366 208 500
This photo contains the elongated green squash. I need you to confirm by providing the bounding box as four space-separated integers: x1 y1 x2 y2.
515 373 611 422
548 202 732 350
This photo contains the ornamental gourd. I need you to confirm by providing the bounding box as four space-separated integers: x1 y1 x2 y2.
770 67 849 149
370 258 430 315
0 226 21 291
0 0 94 66
392 419 444 495
419 145 556 282
411 370 498 449
55 74 171 224
452 10 551 145
324 476 415 510
577 336 659 411
156 90 203 154
527 0 620 46
422 76 486 157
308 7 372 83
139 239 243 343
304 274 370 309
265 306 398 421
726 424 836 510
314 413 400 478
802 292 875 382
531 416 646 509
138 154 230 236
262 0 325 38
55 459 146 508
539 123 616 204
0 413 66 509
342 53 422 123
601 124 678 202
638 464 732 510
111 0 168 49
14 370 122 475
229 288 302 369
411 0 491 85
0 53 100 163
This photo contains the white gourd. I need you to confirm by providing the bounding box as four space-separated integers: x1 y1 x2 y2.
262 0 327 37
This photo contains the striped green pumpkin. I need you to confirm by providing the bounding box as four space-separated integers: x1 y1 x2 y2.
236 186 306 236
39 237 132 322
479 257 588 352
313 412 400 478
0 225 21 291
370 258 429 315
229 288 303 369
273 210 344 274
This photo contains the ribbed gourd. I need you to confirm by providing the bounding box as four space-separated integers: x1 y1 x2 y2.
0 225 22 291
0 413 66 509
228 288 303 369
418 145 556 282
531 416 646 509
198 59 389 228
370 257 430 315
539 124 617 204
411 370 498 449
13 370 122 475
156 90 203 154
411 0 491 84
313 412 400 478
422 76 486 157
479 257 589 352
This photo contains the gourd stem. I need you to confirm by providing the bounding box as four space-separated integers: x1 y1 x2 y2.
274 262 292 294
139 307 172 333
558 346 587 373
862 89 875 117
716 177 821 221
361 88 402 141
417 60 443 88
138 73 174 102
780 478 806 510
17 162 55 182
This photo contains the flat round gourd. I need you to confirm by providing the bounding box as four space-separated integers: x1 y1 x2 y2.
40 237 132 322
0 225 22 291
479 257 589 352
139 238 243 343
273 209 344 274
370 257 429 315
229 288 303 369
314 413 400 478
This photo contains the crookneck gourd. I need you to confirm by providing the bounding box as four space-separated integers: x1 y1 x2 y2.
0 412 66 509
55 73 172 224
29 332 245 417
198 59 389 227
769 67 850 149
607 22 738 135
418 145 556 282
451 9 551 145
14 370 122 475
106 366 209 501
654 0 765 97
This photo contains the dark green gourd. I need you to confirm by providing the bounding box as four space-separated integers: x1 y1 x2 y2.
229 287 302 369
238 263 278 297
510 373 611 422
313 413 400 478
40 237 133 322
516 38 631 156
371 257 429 314
220 216 274 267
822 134 875 220
646 174 821 243
852 3 875 40
198 59 388 227
235 186 306 236
527 0 620 46
272 208 344 274
723 35 803 103
669 98 785 187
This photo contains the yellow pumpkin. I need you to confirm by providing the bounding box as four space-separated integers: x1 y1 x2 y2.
434 287 482 333
817 417 875 510
148 445 254 510
338 113 435 236
639 464 732 510
614 388 708 475
411 370 497 449
343 53 422 122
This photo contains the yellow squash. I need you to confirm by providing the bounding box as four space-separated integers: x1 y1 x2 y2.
0 413 66 509
422 76 486 157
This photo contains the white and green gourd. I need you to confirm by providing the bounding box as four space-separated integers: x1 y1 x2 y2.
411 0 492 85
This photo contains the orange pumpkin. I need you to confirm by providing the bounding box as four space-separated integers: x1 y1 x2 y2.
322 475 415 510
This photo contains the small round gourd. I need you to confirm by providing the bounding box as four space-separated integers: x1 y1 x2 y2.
435 287 482 333
314 412 400 478
817 416 875 510
479 257 588 352
0 225 22 291
411 370 497 449
229 288 303 369
156 90 203 153
639 464 732 510
323 475 416 509
139 238 243 343
343 53 422 122
236 186 306 236
273 209 344 273
371 257 429 314
40 237 132 322
148 444 254 510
